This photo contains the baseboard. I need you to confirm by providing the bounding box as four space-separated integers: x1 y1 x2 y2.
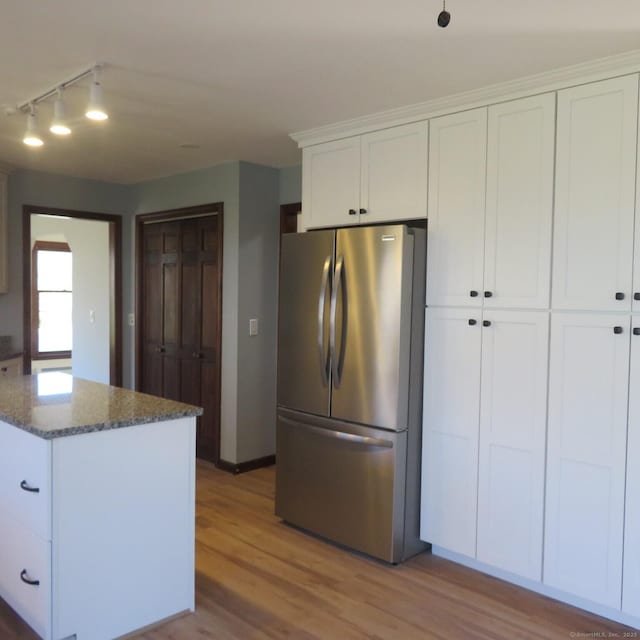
216 455 275 475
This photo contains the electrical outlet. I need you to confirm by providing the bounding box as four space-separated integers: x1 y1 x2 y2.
89 309 95 324
249 318 258 336
128 313 135 327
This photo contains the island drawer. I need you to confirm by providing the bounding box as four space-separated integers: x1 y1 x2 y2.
0 420 51 540
0 515 51 640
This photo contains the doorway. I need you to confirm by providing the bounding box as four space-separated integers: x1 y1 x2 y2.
22 206 123 386
135 203 223 464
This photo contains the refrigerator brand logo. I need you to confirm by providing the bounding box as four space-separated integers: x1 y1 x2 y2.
381 235 397 242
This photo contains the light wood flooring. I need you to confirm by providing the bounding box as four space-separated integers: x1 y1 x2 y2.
1 463 637 639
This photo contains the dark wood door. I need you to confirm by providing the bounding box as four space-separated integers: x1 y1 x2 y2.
140 215 222 462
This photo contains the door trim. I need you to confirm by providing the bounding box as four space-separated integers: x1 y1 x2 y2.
22 205 123 386
135 202 224 464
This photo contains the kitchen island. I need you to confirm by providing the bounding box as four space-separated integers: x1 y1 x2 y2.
0 373 202 640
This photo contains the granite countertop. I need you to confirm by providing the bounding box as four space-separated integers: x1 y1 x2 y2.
0 373 203 439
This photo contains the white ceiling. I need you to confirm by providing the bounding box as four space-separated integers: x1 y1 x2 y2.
1 0 639 184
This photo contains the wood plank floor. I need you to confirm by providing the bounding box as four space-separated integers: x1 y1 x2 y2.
1 463 637 639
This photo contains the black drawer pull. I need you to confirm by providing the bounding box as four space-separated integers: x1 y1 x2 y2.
359 208 367 215
615 292 625 300
484 291 493 298
0 367 7 373
635 293 640 301
20 480 40 493
634 328 640 336
469 290 479 298
348 209 357 216
20 570 40 586
483 320 491 327
468 319 477 326
614 326 624 335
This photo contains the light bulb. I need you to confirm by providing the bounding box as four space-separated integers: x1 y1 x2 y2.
50 93 71 135
23 110 44 147
86 80 108 121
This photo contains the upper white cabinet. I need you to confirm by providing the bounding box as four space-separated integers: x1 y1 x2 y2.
552 75 639 312
544 313 630 608
0 171 7 294
483 94 555 310
426 108 487 307
427 95 555 309
476 310 549 581
302 121 428 229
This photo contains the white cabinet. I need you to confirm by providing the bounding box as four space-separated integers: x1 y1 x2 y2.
0 171 7 294
427 95 555 309
623 321 640 616
426 108 487 307
476 310 549 580
302 122 428 229
0 356 23 377
544 313 630 608
552 75 639 312
421 307 481 557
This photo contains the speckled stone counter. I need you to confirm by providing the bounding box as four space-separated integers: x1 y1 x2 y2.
0 372 203 439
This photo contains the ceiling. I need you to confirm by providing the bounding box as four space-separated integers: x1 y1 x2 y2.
1 0 639 184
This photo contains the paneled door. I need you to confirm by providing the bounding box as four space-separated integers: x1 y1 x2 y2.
544 312 630 608
139 211 223 463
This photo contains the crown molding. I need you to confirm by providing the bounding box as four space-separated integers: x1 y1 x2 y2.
291 48 640 148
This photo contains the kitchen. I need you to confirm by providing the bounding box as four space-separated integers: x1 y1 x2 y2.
1 1 640 638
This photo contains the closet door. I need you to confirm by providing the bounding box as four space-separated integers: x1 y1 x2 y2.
483 94 555 309
426 109 487 307
421 307 481 557
545 313 630 607
552 75 638 312
476 310 549 580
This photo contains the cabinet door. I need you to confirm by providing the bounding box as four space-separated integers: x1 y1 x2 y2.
552 75 638 311
634 98 640 313
426 108 487 307
545 313 630 607
476 310 549 581
421 307 481 557
484 95 555 309
360 122 428 224
302 138 361 229
0 172 7 294
623 320 640 616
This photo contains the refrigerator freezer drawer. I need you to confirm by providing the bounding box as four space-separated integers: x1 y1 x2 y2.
275 408 407 563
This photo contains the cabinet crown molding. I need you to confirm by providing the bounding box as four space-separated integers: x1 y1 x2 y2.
291 48 640 148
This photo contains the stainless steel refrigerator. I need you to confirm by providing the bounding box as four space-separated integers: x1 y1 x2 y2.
275 223 427 563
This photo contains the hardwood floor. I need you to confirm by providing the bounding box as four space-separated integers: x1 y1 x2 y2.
1 463 637 639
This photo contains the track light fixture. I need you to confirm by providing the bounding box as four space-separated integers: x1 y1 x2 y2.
50 88 71 135
437 0 451 27
12 63 109 147
23 105 44 147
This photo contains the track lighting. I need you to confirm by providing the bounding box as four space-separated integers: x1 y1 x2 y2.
437 0 451 27
23 105 44 147
86 68 108 121
11 64 109 148
50 88 71 135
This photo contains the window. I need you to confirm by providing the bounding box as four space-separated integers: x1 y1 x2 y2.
31 241 72 359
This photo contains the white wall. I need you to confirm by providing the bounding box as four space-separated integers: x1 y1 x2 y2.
31 215 110 384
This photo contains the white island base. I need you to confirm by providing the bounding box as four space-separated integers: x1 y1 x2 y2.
0 416 196 640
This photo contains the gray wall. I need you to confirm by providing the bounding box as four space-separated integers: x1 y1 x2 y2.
279 165 302 204
0 169 132 381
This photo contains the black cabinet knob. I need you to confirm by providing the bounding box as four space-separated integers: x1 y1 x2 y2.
614 326 624 334
468 319 477 326
635 293 640 301
348 209 357 216
615 292 625 300
634 328 640 336
484 291 493 298
359 208 367 215
483 320 491 327
470 290 479 298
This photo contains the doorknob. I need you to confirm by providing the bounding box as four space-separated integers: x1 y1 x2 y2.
192 352 203 359
156 346 166 353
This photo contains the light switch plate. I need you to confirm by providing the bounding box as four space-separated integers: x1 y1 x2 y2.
249 318 258 336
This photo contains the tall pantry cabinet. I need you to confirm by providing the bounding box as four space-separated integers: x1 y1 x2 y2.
422 93 555 579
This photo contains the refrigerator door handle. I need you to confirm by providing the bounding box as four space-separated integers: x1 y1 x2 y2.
330 254 344 388
317 256 332 386
279 415 393 448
